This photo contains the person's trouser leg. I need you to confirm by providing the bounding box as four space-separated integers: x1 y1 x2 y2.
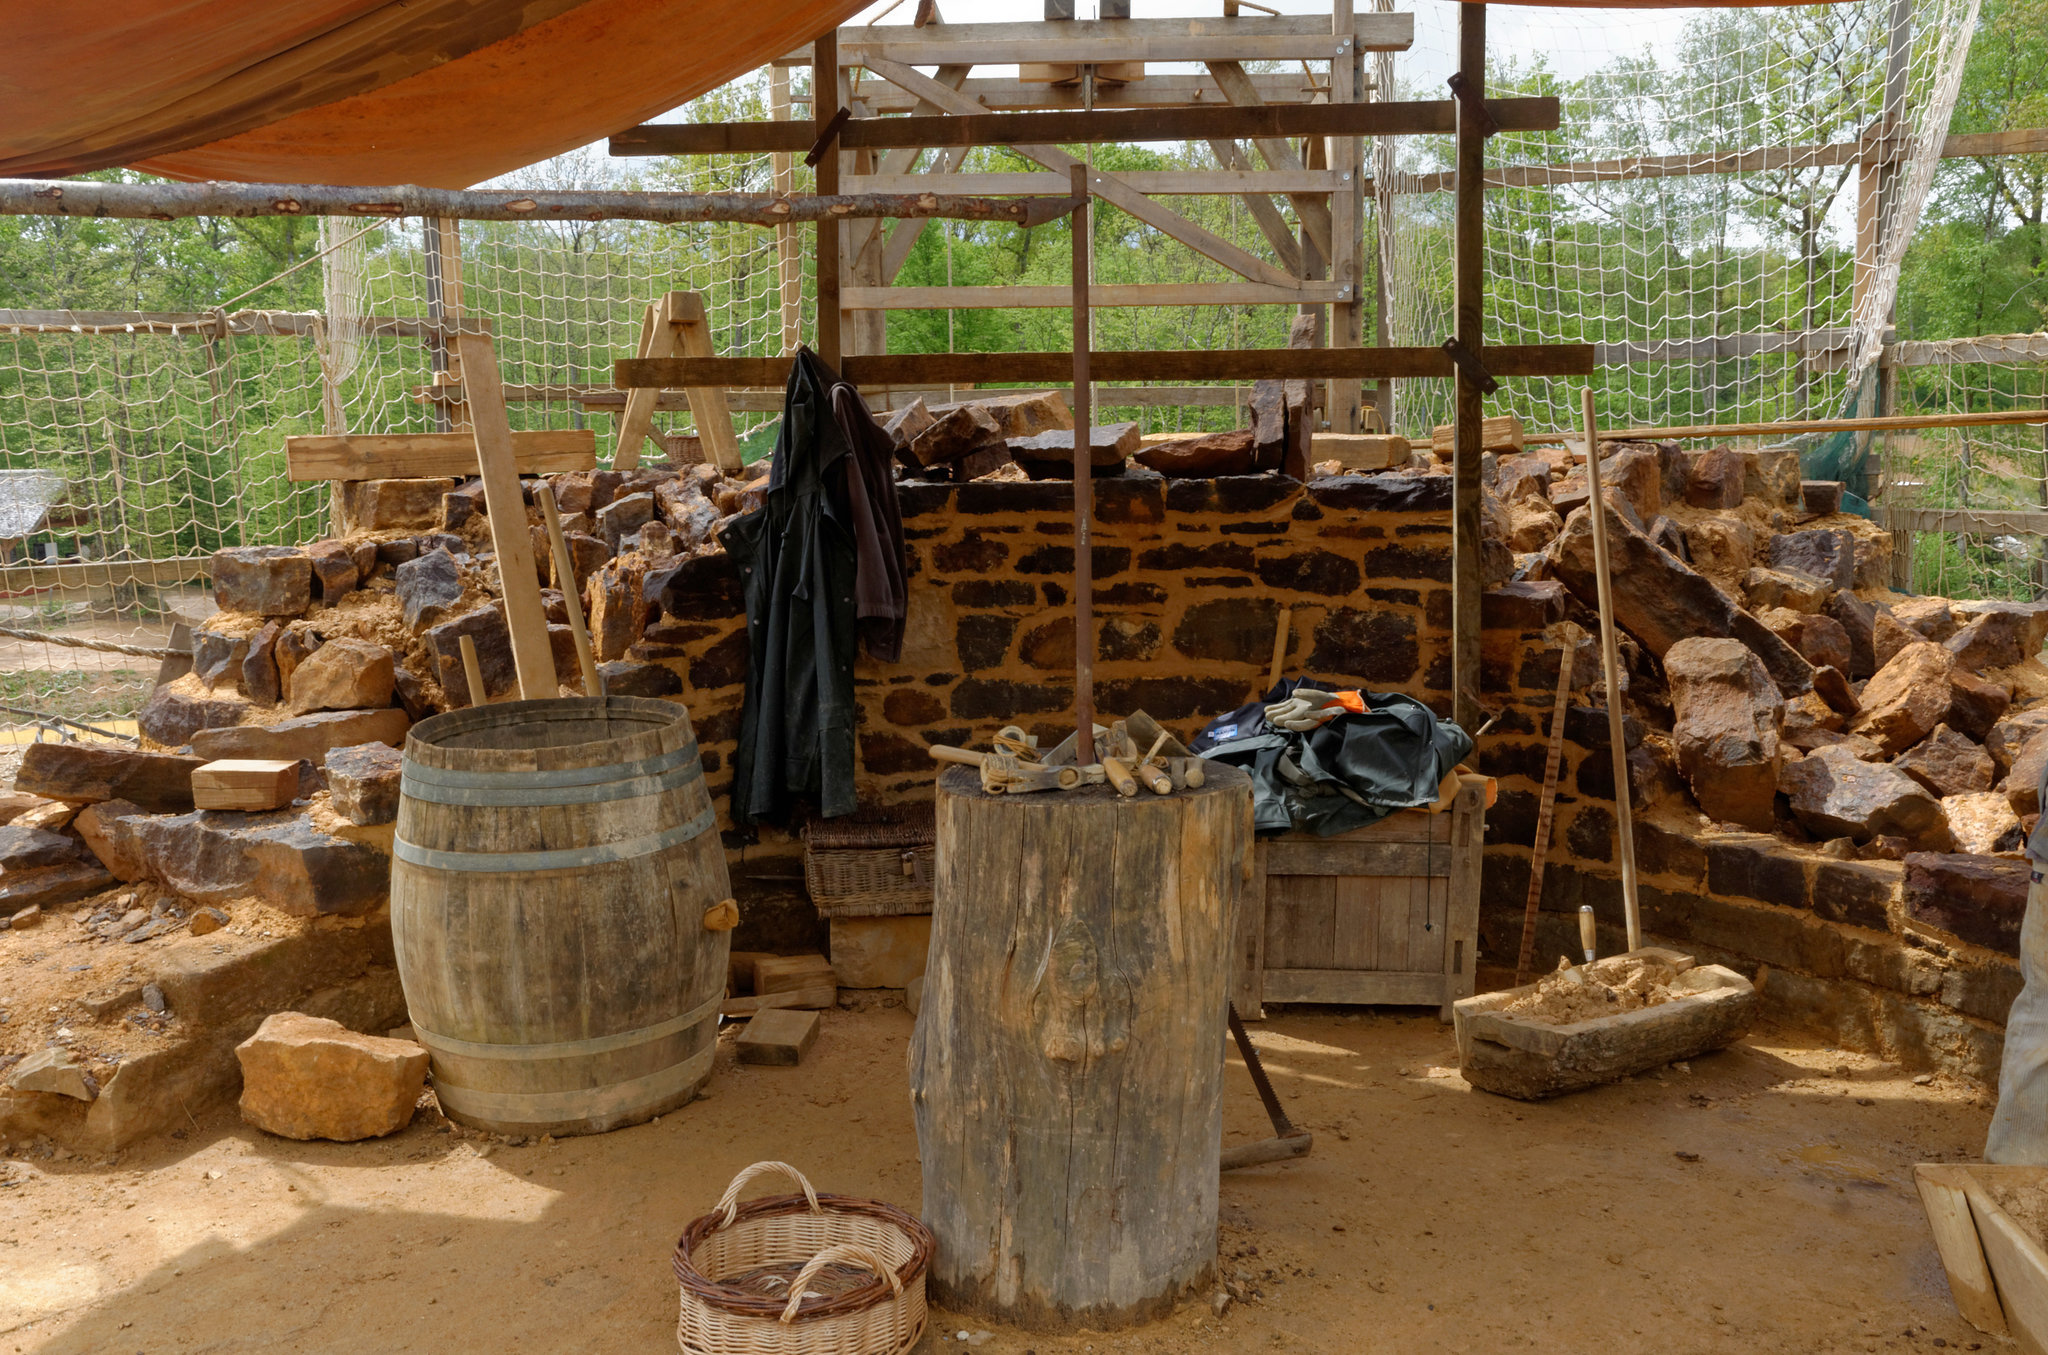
1988 875 2048 1163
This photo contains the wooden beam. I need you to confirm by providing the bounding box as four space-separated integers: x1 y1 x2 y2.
840 282 1349 309
668 293 745 473
855 73 1325 114
618 343 1593 388
0 556 213 594
0 309 461 338
1449 3 1486 734
1877 506 2048 535
1205 138 1306 277
848 65 970 282
285 429 597 481
452 334 560 703
1206 60 1335 261
1526 408 2048 443
611 96 1561 158
836 12 1413 50
859 56 1301 289
815 32 843 370
847 168 1349 195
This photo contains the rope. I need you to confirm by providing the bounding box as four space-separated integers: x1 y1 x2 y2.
0 625 184 659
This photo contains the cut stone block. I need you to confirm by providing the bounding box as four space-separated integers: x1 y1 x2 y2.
396 548 464 631
212 546 311 616
345 478 455 532
1665 638 1783 834
1133 430 1258 478
755 954 838 996
1945 791 2023 855
1905 852 2029 956
1801 480 1844 515
236 1012 428 1141
74 799 147 880
1768 528 1856 591
1010 422 1145 477
324 742 402 826
736 1008 821 1066
287 638 396 715
1779 744 1953 850
117 808 388 917
6 1048 96 1101
909 403 1001 467
1685 447 1747 509
138 679 249 747
190 707 410 768
1893 724 1995 798
16 741 204 811
596 660 681 698
828 915 932 990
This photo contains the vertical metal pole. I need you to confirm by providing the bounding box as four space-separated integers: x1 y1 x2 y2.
1071 163 1096 768
813 33 843 369
1581 387 1641 953
1449 2 1486 734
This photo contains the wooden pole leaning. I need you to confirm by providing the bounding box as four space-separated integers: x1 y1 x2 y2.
1580 387 1642 952
451 332 558 702
457 634 488 707
1447 2 1486 735
1071 162 1096 767
536 483 604 698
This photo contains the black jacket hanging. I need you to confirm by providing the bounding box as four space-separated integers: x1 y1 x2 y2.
723 348 872 825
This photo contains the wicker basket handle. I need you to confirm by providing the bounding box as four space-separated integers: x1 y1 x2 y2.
714 1161 822 1228
776 1243 904 1324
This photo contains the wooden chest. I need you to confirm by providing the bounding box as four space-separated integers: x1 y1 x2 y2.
1231 775 1484 1022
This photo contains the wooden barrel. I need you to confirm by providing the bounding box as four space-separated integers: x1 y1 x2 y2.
389 696 730 1138
910 764 1252 1330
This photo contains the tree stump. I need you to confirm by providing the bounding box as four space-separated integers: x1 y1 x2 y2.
910 764 1252 1330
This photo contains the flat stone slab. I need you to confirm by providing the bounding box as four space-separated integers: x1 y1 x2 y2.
16 742 205 812
1453 950 1758 1100
736 1008 820 1066
190 708 411 768
115 808 389 918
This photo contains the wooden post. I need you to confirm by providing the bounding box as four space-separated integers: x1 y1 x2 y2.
452 333 558 701
814 33 843 369
769 64 804 357
1371 0 1396 432
1449 2 1486 734
1071 163 1096 768
1581 387 1641 953
912 765 1250 1329
1328 0 1363 434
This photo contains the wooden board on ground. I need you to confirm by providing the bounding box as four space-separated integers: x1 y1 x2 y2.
1430 413 1524 458
191 759 300 812
736 1007 821 1066
720 985 837 1016
755 954 838 996
728 950 775 994
1915 1165 2012 1339
285 430 596 481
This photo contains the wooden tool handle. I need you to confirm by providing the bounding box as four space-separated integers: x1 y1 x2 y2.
1138 762 1172 795
1101 757 1138 797
929 745 988 767
536 482 604 698
457 634 488 707
1578 904 1597 963
1174 757 1207 789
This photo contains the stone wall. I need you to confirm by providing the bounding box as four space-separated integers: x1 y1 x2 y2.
642 466 2022 1077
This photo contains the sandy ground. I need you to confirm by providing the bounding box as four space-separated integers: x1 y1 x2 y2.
0 1006 2002 1355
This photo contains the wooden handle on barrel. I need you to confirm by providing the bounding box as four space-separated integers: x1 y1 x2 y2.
457 634 488 707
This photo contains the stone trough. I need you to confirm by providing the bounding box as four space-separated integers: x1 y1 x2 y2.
1452 948 1759 1099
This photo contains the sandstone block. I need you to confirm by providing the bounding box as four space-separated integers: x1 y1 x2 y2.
0 861 114 912
1825 590 1879 678
736 1008 820 1066
1760 608 1852 674
307 541 359 602
75 799 147 880
16 742 203 811
1893 724 1995 798
828 915 931 989
190 707 411 768
882 397 935 451
596 660 682 698
1741 566 1831 615
1949 665 2012 742
909 404 1001 467
1010 422 1144 477
136 680 247 748
287 638 395 715
442 478 486 530
1666 637 1784 833
396 548 464 631
1988 707 2048 775
324 742 404 826
596 491 656 553
6 1048 95 1101
1685 447 1747 509
1741 449 1804 506
237 1012 428 1141
1769 528 1856 591
242 621 283 707
1904 852 2029 956
1945 791 2023 855
275 627 320 692
1133 430 1257 478
1851 643 1963 756
552 531 611 592
586 556 650 663
212 546 312 617
959 389 1074 440
1947 608 2032 672
1679 516 1756 583
1892 596 1958 643
1482 581 1568 631
1801 480 1844 515
425 606 516 704
0 824 80 870
1954 600 2048 656
345 478 455 532
121 808 388 917
1779 744 1952 850
1503 497 1563 552
1873 607 1920 672
2006 737 2048 817
193 628 250 690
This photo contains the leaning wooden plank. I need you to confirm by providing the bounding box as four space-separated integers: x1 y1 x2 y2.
1966 1182 2048 1352
1204 138 1304 276
452 333 559 702
667 293 745 473
720 985 839 1016
191 759 300 812
1913 1166 2008 1337
1206 61 1334 259
285 430 596 481
609 301 665 473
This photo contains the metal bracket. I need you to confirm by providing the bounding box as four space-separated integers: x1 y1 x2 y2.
804 107 853 168
1445 72 1498 139
1440 337 1499 394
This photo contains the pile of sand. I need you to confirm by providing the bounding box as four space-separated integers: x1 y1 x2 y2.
1498 954 1683 1025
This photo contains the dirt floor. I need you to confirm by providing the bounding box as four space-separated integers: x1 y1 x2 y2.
0 1004 2004 1355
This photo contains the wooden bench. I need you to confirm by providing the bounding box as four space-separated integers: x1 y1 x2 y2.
1231 774 1485 1022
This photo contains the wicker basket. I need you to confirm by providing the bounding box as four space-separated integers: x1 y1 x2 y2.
802 808 934 918
674 1161 932 1355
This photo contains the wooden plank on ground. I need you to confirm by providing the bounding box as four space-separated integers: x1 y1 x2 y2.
285 430 596 481
1913 1166 2008 1337
736 1008 821 1065
452 333 559 702
721 985 838 1016
756 954 838 995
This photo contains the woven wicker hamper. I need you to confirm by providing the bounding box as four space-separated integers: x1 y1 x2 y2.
674 1162 932 1355
801 808 934 918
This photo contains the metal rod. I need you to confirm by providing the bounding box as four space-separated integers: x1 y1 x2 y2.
1070 162 1095 768
1581 387 1642 952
